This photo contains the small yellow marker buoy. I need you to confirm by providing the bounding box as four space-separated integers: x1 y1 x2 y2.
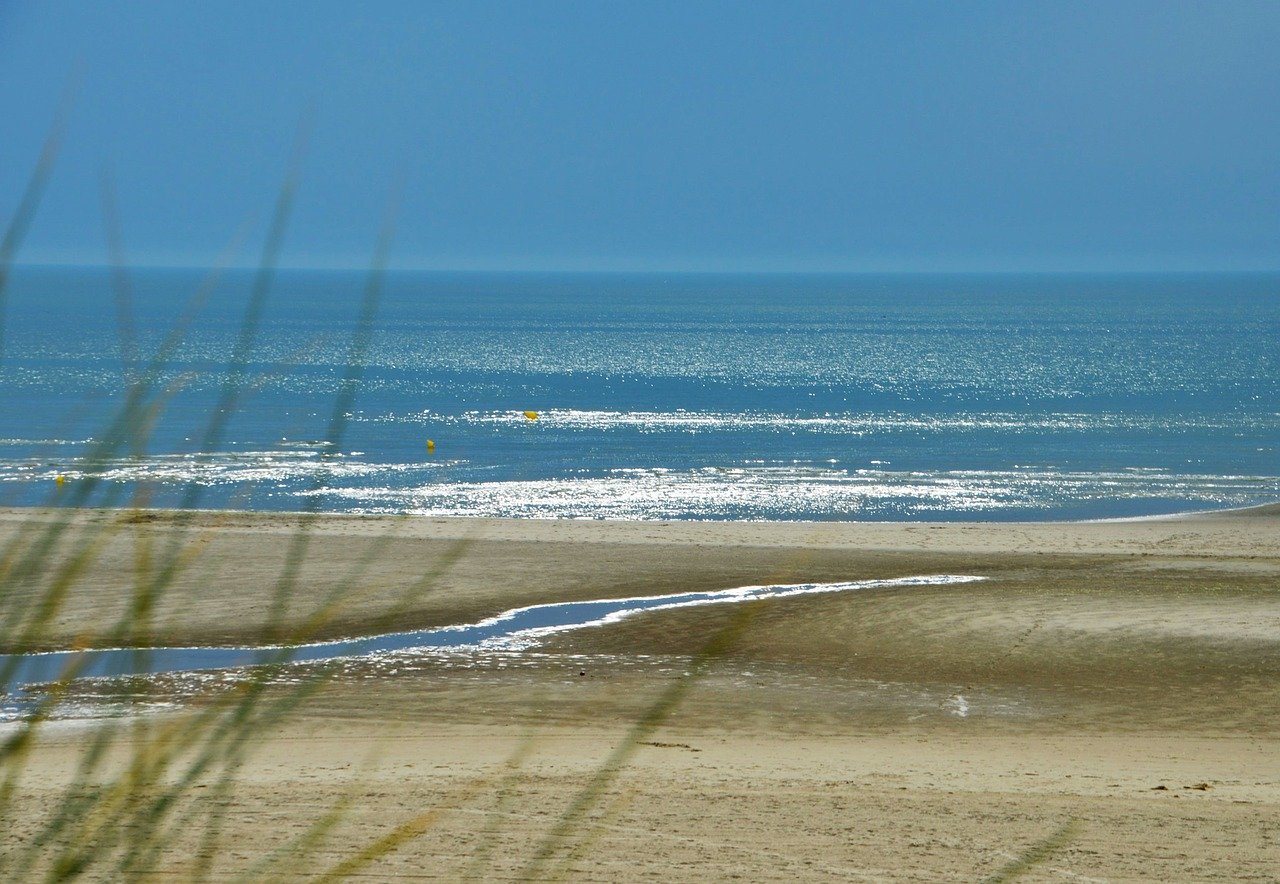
426 439 435 453
523 410 539 421
55 474 66 486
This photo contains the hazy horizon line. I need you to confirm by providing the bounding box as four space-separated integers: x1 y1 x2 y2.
13 260 1280 277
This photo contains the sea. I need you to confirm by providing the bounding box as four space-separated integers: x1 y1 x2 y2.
1 266 1277 522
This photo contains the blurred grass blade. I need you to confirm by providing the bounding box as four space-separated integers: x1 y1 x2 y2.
263 178 400 638
98 163 138 386
982 820 1081 884
197 114 309 460
524 605 756 880
0 73 77 362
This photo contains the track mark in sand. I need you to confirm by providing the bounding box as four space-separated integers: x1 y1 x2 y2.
638 741 701 752
990 614 1047 668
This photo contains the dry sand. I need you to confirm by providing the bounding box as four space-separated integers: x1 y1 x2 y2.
3 506 1279 880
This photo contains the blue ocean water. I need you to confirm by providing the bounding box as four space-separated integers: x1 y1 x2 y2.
0 267 1276 521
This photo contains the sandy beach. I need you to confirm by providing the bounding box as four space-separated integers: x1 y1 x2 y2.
3 505 1279 880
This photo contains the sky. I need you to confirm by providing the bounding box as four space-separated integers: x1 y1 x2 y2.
2 0 1279 272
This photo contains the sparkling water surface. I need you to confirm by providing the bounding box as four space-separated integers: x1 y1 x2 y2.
1 267 1276 520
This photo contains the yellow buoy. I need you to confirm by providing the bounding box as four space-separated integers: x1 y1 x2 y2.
523 410 539 421
426 439 435 453
55 474 66 486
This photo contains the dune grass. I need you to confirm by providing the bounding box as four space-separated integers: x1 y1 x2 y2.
0 115 450 879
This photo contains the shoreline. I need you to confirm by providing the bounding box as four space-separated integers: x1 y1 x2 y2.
1084 498 1280 521
6 494 1280 524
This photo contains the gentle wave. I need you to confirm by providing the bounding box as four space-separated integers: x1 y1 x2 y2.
0 451 438 487
317 465 1280 520
0 437 95 447
4 442 1276 518
365 408 1280 434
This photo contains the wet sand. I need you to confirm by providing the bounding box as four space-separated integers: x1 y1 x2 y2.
3 506 1279 879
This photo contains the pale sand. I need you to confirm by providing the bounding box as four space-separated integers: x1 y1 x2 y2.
3 506 1279 880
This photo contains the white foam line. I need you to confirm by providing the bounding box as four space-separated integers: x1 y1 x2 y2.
446 574 987 651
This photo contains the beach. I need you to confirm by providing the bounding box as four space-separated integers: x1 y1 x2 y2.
6 3 1280 877
3 505 1279 879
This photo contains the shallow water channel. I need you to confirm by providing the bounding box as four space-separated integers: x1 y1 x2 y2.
2 574 983 718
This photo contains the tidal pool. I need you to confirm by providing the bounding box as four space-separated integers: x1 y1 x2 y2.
2 574 983 719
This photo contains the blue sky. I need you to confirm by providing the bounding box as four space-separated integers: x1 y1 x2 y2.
2 1 1278 272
